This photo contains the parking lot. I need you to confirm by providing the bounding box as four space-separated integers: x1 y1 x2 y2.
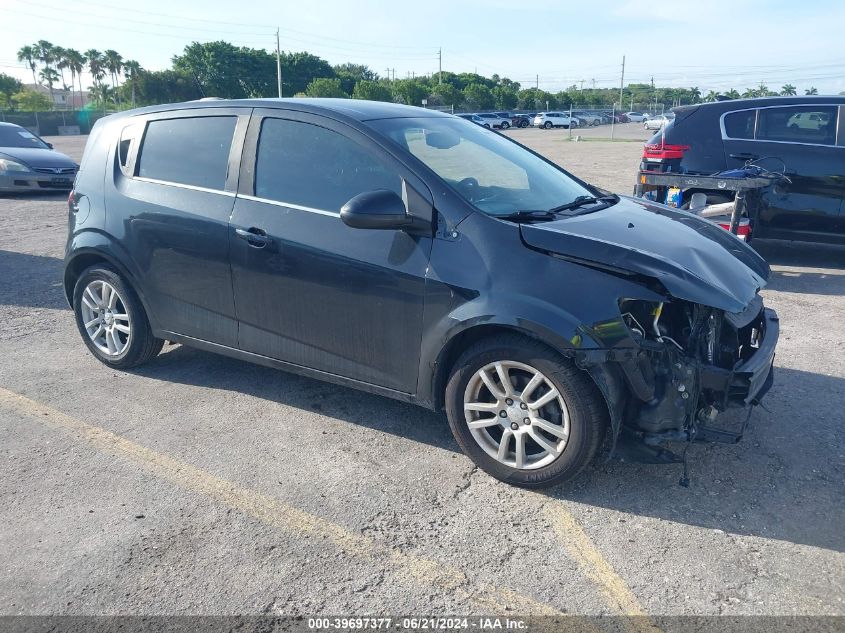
1 129 843 621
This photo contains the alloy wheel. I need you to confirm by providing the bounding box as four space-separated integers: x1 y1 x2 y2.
80 279 131 356
463 360 570 470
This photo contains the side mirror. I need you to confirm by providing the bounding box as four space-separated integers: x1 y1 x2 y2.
340 189 412 230
46 142 53 149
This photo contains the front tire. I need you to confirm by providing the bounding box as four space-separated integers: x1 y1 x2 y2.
73 265 163 369
445 335 607 488
501 121 510 129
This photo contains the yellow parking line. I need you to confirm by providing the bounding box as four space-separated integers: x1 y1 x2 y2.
544 504 660 633
0 387 559 615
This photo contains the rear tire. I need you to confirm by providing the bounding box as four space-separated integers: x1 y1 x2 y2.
73 265 163 369
501 121 510 129
543 121 552 129
445 334 607 488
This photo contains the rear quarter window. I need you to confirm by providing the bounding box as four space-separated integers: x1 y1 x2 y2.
137 116 237 190
723 110 755 139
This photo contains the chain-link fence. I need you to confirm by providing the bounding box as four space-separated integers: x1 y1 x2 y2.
0 109 115 136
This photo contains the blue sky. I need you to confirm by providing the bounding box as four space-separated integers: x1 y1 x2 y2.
1 0 844 94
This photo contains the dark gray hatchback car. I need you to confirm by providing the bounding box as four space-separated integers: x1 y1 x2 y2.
65 99 778 487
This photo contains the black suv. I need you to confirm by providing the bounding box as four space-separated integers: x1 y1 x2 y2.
637 96 845 244
65 99 778 487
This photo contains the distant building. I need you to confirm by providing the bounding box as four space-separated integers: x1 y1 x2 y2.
24 83 89 109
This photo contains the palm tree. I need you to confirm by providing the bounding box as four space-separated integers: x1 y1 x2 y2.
17 45 37 85
85 49 105 88
103 50 123 104
805 87 818 95
704 90 719 102
688 86 701 103
39 67 59 103
780 84 797 96
54 46 68 90
65 49 85 109
90 82 112 112
724 89 741 100
123 60 142 108
741 88 756 98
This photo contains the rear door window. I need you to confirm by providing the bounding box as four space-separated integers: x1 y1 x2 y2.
756 106 837 145
137 116 237 189
254 118 402 212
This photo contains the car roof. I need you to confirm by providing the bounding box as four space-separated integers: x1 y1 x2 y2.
675 95 845 114
101 98 453 123
0 122 24 128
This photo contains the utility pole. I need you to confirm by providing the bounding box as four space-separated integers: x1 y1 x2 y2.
276 28 282 98
385 67 390 81
591 78 596 89
536 74 539 89
618 55 625 109
579 79 584 91
438 48 442 84
392 68 396 81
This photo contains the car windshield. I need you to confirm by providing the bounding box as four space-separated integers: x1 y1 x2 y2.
0 126 49 149
368 116 594 217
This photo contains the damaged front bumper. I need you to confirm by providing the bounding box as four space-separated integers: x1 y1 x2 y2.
578 297 779 464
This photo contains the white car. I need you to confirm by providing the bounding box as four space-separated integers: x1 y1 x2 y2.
533 112 575 129
475 113 511 129
644 114 673 130
625 111 649 122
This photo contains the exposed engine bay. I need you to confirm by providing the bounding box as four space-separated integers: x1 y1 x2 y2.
580 295 778 484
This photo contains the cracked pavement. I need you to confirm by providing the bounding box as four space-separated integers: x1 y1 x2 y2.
0 132 842 618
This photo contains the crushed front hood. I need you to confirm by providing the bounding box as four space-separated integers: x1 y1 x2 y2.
520 196 770 312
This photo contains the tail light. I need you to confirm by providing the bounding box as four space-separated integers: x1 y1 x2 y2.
642 142 690 160
68 190 78 213
716 219 751 241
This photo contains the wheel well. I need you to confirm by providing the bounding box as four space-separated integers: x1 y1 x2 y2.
432 324 582 410
63 253 110 304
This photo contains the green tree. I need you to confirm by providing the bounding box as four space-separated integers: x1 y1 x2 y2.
12 88 53 111
64 49 86 109
17 45 37 85
704 90 719 102
123 60 142 107
429 82 460 108
174 41 276 98
0 72 23 110
103 49 124 104
352 80 392 102
390 78 428 106
122 69 202 105
35 40 57 101
462 83 494 110
280 51 335 96
85 49 105 88
492 85 518 110
805 86 818 95
334 63 377 94
517 88 553 110
38 67 59 103
305 77 347 98
780 84 797 96
724 89 740 99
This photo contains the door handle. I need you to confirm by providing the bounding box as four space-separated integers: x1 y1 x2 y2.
730 152 758 162
235 227 270 248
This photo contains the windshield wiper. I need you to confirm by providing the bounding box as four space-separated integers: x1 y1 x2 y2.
549 194 619 215
494 210 558 223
